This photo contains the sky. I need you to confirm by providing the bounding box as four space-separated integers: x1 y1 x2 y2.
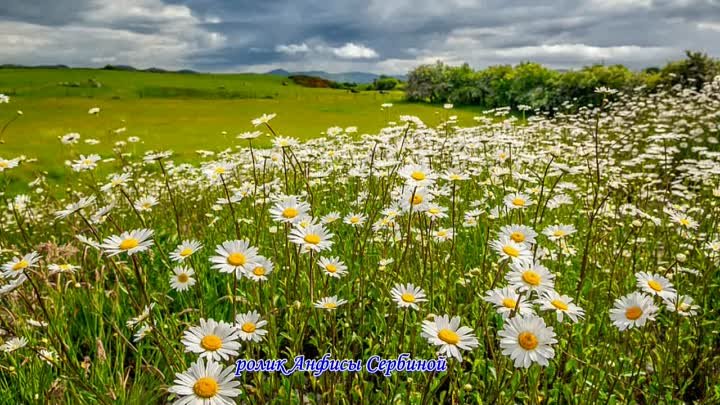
1 0 719 75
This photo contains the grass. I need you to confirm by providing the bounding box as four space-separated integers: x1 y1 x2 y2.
0 68 483 186
0 71 718 405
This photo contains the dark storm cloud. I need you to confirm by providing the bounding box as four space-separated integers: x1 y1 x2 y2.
1 0 719 73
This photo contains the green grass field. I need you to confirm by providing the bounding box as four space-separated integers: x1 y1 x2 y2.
0 68 482 185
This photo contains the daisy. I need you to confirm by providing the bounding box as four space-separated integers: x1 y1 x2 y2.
504 192 533 210
536 290 585 323
398 164 437 187
609 292 659 331
134 324 153 342
168 357 241 405
48 263 80 276
272 136 299 148
210 240 259 278
246 256 274 281
182 319 241 361
667 210 698 230
543 224 577 242
235 311 268 342
2 252 41 279
54 196 96 219
101 172 132 192
134 196 158 212
314 296 347 310
444 170 470 182
400 187 434 212
433 228 454 242
126 304 155 329
483 287 534 319
170 240 203 263
635 272 676 299
499 224 538 245
343 213 366 227
317 256 347 278
506 262 555 296
252 113 276 126
425 204 449 219
490 235 533 264
61 132 81 144
101 229 154 257
321 211 341 224
0 157 19 171
1 337 28 353
269 196 310 224
421 314 479 361
663 294 699 317
498 314 557 368
71 154 101 172
390 283 427 310
170 266 196 292
289 223 334 253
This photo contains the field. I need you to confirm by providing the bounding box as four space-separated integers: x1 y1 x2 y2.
0 68 482 186
0 71 719 405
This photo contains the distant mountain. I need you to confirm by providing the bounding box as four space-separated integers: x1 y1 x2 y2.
267 69 405 84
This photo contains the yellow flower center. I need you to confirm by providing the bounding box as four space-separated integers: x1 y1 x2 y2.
679 218 690 226
0 162 7 168
518 332 538 350
647 280 663 292
282 207 298 218
437 230 447 237
304 234 321 245
450 174 461 180
522 270 541 286
437 329 460 345
59 264 72 271
553 230 566 237
119 238 139 250
12 260 29 271
142 203 151 209
179 248 193 257
200 334 223 351
502 245 520 258
401 293 416 303
512 197 526 207
412 194 423 205
177 273 189 283
241 322 256 333
428 208 440 214
350 217 360 224
551 299 569 311
411 171 426 181
253 266 265 276
227 253 246 266
214 167 226 175
509 232 525 243
625 306 643 320
325 264 337 273
193 377 219 398
323 302 337 309
501 298 517 309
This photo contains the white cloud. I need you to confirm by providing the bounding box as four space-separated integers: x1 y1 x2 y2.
275 43 311 55
329 43 379 59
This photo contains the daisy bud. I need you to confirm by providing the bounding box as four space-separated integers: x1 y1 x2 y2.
676 253 687 263
632 219 642 227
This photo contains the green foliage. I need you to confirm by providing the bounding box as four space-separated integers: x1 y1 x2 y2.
405 51 720 111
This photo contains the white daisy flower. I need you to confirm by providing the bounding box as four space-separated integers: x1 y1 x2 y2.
168 357 241 404
506 261 555 296
536 290 585 323
100 229 154 257
398 164 437 187
1 336 28 353
246 256 274 281
289 223 334 253
269 196 310 224
610 292 659 331
210 240 259 278
663 294 699 317
499 224 538 245
2 252 41 279
235 311 268 342
134 196 158 212
343 213 366 226
543 224 577 241
170 240 203 263
483 287 534 319
635 271 676 299
170 266 196 292
421 314 479 361
314 296 347 310
48 263 80 276
390 283 427 310
498 314 557 368
317 256 347 278
490 235 533 264
182 319 241 361
504 192 533 210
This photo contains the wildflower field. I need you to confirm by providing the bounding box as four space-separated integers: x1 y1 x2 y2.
0 76 719 405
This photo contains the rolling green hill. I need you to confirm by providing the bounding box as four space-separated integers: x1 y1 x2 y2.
0 68 483 185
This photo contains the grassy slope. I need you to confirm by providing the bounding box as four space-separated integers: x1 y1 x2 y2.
0 68 483 184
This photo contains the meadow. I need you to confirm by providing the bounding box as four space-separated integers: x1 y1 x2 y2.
0 68 483 186
0 71 719 405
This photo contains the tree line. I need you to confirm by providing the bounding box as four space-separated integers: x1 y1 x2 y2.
405 51 720 111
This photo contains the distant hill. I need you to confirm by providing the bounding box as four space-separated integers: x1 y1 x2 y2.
267 69 405 84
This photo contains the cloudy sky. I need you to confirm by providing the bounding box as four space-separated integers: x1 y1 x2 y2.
1 0 719 74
